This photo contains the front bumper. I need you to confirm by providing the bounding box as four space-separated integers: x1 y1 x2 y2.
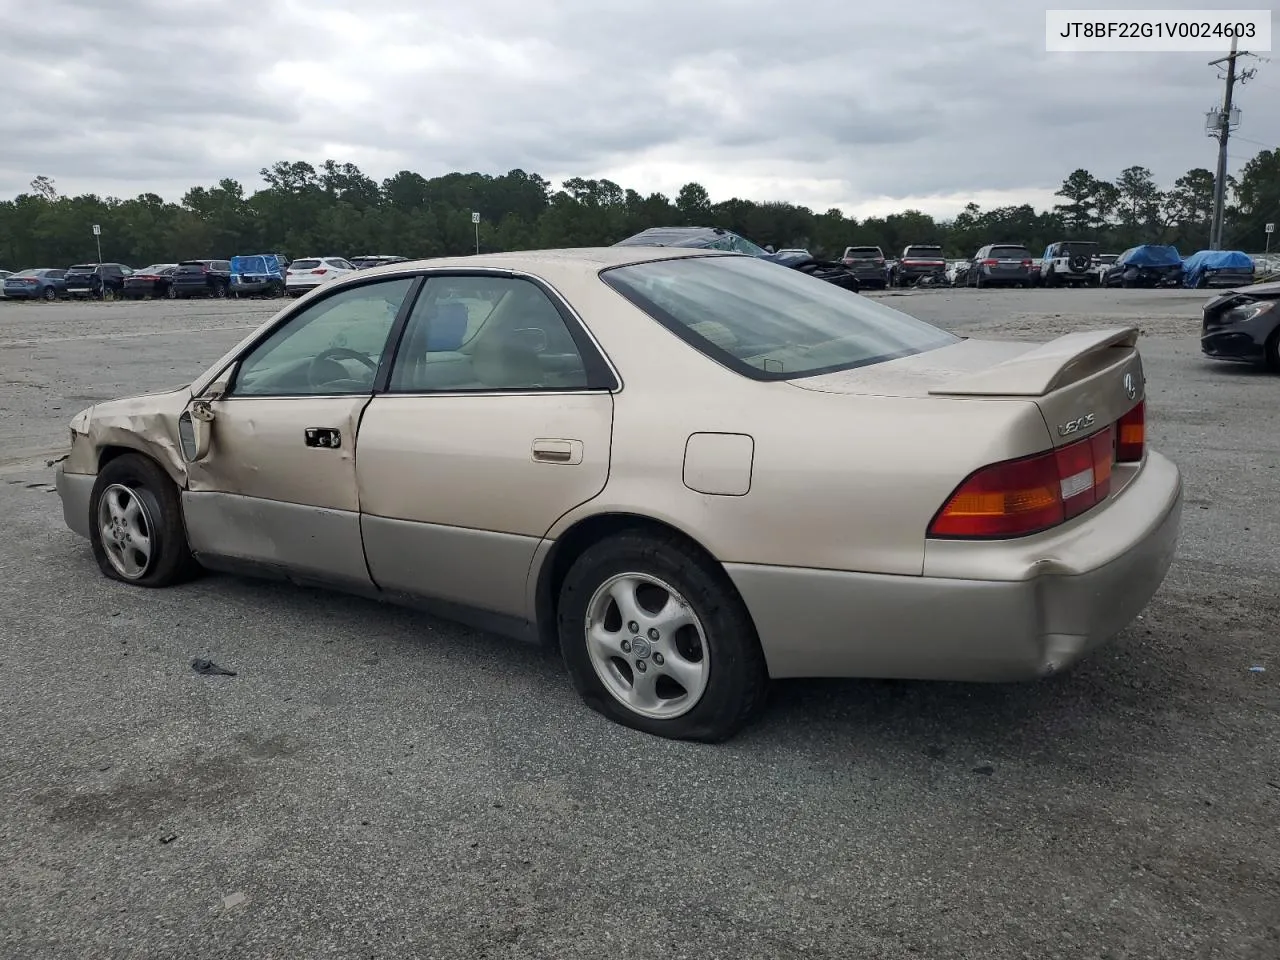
728 450 1183 681
56 465 95 540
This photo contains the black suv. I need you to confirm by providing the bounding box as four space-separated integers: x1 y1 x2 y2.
64 263 133 299
169 260 232 298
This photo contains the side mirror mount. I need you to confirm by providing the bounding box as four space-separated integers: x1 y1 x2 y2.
764 244 775 254
181 363 235 462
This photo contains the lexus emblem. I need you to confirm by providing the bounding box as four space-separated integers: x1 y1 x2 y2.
1123 372 1137 401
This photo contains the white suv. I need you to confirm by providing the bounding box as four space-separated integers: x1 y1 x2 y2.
285 257 357 296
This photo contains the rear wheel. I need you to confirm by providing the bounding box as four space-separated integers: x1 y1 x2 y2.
89 454 201 588
42 286 56 301
557 531 769 742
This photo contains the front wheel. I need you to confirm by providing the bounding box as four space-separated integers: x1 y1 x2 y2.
211 283 227 298
167 286 179 299
89 453 202 587
557 531 769 742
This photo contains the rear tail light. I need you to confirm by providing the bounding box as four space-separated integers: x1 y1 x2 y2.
929 425 1117 539
311 268 328 275
1021 259 1032 267
980 259 998 266
1116 400 1145 462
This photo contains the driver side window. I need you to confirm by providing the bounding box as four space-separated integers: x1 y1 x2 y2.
232 278 413 397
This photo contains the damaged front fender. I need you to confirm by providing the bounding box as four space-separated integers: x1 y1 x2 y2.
68 385 195 486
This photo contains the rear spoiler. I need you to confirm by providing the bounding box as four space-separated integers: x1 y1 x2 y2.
928 327 1139 398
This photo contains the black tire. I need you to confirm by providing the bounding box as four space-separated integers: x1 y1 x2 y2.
1265 330 1280 373
557 530 769 743
42 286 56 301
167 285 179 299
211 282 226 299
89 453 201 588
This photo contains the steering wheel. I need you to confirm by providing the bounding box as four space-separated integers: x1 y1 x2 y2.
307 347 378 388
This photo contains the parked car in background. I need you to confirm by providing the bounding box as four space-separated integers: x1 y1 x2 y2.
840 246 889 289
1181 250 1255 289
890 244 946 286
1040 241 1100 287
1089 253 1120 285
65 263 133 299
168 260 232 299
350 255 410 270
122 264 178 300
1200 279 1280 370
230 254 286 298
967 244 1035 288
2 268 67 301
284 257 359 296
615 226 860 293
946 260 971 286
775 248 810 258
1102 246 1184 288
0 269 11 296
51 246 1179 743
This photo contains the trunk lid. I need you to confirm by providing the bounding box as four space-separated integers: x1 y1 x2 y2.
789 327 1145 448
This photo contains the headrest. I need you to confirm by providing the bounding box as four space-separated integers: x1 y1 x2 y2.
426 301 468 351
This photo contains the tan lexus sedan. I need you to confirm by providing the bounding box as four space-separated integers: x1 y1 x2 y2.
55 247 1183 742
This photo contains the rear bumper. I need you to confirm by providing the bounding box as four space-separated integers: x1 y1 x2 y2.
56 465 94 540
728 450 1182 681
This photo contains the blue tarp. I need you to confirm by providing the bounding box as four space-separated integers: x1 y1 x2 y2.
1116 245 1182 268
230 254 284 280
1180 249 1254 287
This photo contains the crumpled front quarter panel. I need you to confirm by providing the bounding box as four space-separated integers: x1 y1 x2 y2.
80 387 194 484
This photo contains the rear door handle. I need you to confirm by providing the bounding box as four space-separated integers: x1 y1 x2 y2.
532 438 583 465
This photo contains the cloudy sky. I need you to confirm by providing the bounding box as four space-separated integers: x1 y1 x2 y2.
2 0 1277 218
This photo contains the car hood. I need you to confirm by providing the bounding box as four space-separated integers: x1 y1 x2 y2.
1226 279 1280 299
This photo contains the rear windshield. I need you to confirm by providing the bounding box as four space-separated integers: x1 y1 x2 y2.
290 259 321 269
904 247 943 258
11 269 41 278
990 246 1032 259
845 248 883 259
68 264 97 272
601 255 958 382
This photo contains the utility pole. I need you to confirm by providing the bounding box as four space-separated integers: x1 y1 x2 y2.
1206 38 1256 250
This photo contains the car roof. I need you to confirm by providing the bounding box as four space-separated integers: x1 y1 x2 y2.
354 246 728 276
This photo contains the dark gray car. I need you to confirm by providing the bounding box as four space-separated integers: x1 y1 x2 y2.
968 244 1034 288
840 246 888 289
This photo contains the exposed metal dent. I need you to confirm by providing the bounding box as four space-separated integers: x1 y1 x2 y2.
81 386 193 485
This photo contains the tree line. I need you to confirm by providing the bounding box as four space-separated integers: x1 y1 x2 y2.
1 148 1276 270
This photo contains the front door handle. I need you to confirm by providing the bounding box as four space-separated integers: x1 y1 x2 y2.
304 427 342 449
532 438 583 465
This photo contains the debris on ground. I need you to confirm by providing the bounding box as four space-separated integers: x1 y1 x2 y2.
191 658 237 676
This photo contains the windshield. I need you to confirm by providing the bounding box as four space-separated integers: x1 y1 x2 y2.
602 255 958 381
990 246 1032 260
290 259 321 270
904 247 943 259
845 248 882 259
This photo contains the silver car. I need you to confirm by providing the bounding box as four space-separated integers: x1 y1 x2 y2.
54 247 1182 742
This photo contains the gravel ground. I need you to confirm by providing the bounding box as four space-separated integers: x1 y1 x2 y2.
1 289 1276 960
